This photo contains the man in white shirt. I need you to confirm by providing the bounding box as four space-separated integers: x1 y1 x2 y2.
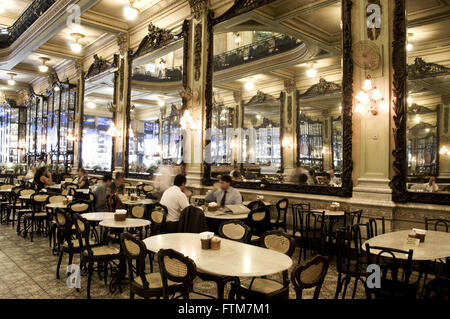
160 174 190 233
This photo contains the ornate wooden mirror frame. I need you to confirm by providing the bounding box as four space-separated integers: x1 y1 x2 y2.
125 20 190 179
203 0 354 196
390 0 450 205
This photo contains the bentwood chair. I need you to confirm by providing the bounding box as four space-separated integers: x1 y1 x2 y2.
129 205 148 239
271 198 289 232
218 220 250 243
246 206 271 244
158 248 210 299
23 192 50 241
73 214 123 299
143 185 157 200
297 210 326 262
423 217 450 299
0 184 15 224
15 188 35 235
67 200 91 216
55 211 82 280
229 230 295 299
291 255 330 299
6 186 27 228
246 200 265 211
120 233 182 299
291 202 311 238
368 217 386 238
334 225 370 299
365 244 418 299
47 194 67 252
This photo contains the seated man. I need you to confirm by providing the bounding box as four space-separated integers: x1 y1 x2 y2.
77 168 89 189
160 174 190 233
93 175 112 212
205 175 242 207
110 172 125 195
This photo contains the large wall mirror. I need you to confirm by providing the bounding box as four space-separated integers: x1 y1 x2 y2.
80 55 118 173
126 22 188 179
204 0 353 196
391 0 450 204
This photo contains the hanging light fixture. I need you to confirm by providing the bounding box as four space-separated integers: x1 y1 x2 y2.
70 33 84 53
282 137 293 149
7 73 16 86
67 128 77 142
87 101 96 109
180 109 193 130
124 0 139 21
234 32 241 46
306 61 318 78
54 85 60 92
38 57 50 73
414 115 421 123
158 99 165 107
354 75 386 115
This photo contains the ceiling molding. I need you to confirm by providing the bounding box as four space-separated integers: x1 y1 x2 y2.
80 11 128 34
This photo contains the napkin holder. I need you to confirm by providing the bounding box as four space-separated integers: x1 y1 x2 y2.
412 228 426 243
210 237 221 250
207 203 219 212
114 209 127 221
200 232 214 249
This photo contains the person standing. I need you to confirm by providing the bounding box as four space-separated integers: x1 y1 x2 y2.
160 174 190 233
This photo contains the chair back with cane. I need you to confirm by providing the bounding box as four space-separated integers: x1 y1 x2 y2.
149 203 168 235
218 220 250 243
291 255 330 299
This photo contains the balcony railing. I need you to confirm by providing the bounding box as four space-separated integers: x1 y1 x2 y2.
213 34 303 72
132 67 183 82
0 0 56 49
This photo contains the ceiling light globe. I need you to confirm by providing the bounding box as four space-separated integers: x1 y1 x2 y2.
124 5 139 21
306 68 317 78
87 102 96 109
70 42 82 53
158 100 165 107
39 65 49 73
407 43 413 51
7 79 15 86
244 82 255 91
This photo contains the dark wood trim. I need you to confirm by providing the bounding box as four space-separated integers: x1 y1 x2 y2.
389 0 450 204
124 49 133 177
203 0 353 197
78 74 85 169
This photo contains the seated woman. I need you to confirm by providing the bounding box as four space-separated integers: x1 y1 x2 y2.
77 168 89 189
33 166 54 190
424 176 439 192
230 167 243 181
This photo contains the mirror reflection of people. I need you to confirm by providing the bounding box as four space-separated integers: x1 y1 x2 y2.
37 156 46 168
329 169 340 186
321 172 330 186
25 166 37 182
298 173 308 185
205 175 242 208
77 168 89 189
425 176 439 192
34 166 53 190
230 166 243 181
308 170 318 185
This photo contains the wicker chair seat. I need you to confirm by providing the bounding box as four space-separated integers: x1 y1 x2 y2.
83 245 120 257
24 212 47 218
134 272 179 288
240 278 284 294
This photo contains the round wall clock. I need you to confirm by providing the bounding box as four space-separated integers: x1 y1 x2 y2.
353 41 381 70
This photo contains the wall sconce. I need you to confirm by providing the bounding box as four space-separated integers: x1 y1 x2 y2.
322 146 330 155
355 75 387 115
440 146 450 156
107 122 121 137
282 137 293 148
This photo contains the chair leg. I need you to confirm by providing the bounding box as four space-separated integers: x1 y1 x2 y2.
335 272 343 299
351 277 359 299
56 250 64 279
30 220 34 242
68 252 74 276
341 276 351 299
87 261 94 299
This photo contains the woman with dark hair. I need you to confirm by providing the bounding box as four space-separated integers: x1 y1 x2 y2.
77 168 89 189
33 166 54 190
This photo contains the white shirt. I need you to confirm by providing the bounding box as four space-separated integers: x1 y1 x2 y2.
160 185 190 222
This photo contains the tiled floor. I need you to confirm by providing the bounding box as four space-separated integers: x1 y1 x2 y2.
0 221 366 299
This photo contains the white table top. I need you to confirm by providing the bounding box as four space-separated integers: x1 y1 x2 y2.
143 233 293 277
81 212 115 222
19 195 32 200
204 209 248 220
75 189 90 193
191 194 206 199
47 184 62 189
363 230 450 261
121 198 154 206
99 218 150 229
125 186 137 189
311 209 345 217
0 189 12 193
46 203 68 209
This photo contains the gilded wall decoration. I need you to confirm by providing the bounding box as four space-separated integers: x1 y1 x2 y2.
188 0 208 20
194 23 203 82
132 23 178 59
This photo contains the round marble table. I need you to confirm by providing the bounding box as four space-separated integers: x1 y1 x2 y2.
143 233 293 277
47 184 62 190
81 212 115 222
19 194 32 200
203 209 248 220
0 189 12 193
363 230 450 261
311 209 345 217
99 218 150 229
121 198 154 206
